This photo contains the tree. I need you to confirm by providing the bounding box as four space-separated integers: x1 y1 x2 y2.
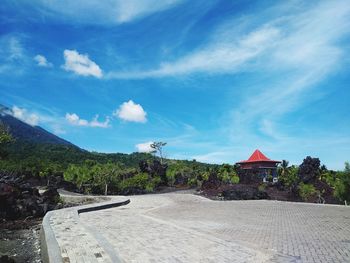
279 160 289 177
64 164 92 191
334 162 350 203
150 142 167 164
298 156 320 183
279 165 299 190
218 164 239 184
0 122 13 159
92 162 121 195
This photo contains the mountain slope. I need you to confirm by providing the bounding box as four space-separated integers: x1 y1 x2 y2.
0 104 75 146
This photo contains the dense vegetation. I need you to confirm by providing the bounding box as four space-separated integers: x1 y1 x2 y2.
0 121 349 204
0 124 219 194
277 157 350 203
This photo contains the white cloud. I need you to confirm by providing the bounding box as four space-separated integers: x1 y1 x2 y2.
192 151 236 164
135 141 154 153
35 0 184 24
90 115 111 128
107 1 350 81
62 49 102 78
114 100 147 123
34 54 53 67
115 0 184 23
106 25 280 79
227 1 350 133
65 113 110 128
150 26 280 76
11 106 39 126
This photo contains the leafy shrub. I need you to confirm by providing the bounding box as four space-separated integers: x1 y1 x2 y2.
118 173 161 193
266 174 273 182
333 162 350 202
298 183 318 201
147 176 162 192
166 164 177 186
188 177 197 187
218 164 239 184
258 184 266 192
119 173 149 191
279 165 299 188
231 175 240 184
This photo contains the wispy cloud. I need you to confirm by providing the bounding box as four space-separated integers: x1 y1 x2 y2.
8 38 23 61
227 0 350 143
62 49 102 78
0 35 27 74
115 0 185 23
65 113 110 128
106 25 280 79
106 1 350 81
34 54 53 67
113 100 147 123
34 0 184 25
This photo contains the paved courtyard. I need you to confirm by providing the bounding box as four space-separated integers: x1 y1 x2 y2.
47 193 350 263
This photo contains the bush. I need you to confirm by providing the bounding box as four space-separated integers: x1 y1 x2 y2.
298 183 318 201
118 173 162 194
119 173 149 191
258 184 266 192
218 164 239 184
231 175 240 184
279 165 299 188
148 176 162 192
188 177 197 187
333 162 350 202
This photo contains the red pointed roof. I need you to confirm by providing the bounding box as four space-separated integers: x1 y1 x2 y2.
237 149 281 164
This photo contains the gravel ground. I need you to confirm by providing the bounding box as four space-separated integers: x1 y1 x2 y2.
0 219 42 263
0 191 108 263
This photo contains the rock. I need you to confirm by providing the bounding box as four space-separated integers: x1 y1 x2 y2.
120 187 146 195
201 173 221 190
174 173 188 186
42 188 59 204
298 156 320 183
0 173 60 220
0 255 16 263
222 185 269 200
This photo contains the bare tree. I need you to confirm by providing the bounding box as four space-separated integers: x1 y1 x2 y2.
150 142 167 164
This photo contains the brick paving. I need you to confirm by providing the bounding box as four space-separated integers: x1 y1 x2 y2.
48 193 350 262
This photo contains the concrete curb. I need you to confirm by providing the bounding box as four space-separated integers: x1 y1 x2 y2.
78 199 130 214
40 211 62 263
40 197 130 263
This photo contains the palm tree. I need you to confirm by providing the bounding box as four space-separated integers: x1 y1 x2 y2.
280 160 289 177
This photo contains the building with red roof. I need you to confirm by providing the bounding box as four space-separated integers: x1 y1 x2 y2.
236 149 281 182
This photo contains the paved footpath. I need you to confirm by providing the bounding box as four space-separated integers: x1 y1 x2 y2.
45 193 350 263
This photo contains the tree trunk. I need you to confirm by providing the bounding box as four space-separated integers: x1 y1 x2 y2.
104 183 108 196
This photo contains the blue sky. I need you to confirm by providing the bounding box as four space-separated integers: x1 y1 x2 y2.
1 0 350 170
